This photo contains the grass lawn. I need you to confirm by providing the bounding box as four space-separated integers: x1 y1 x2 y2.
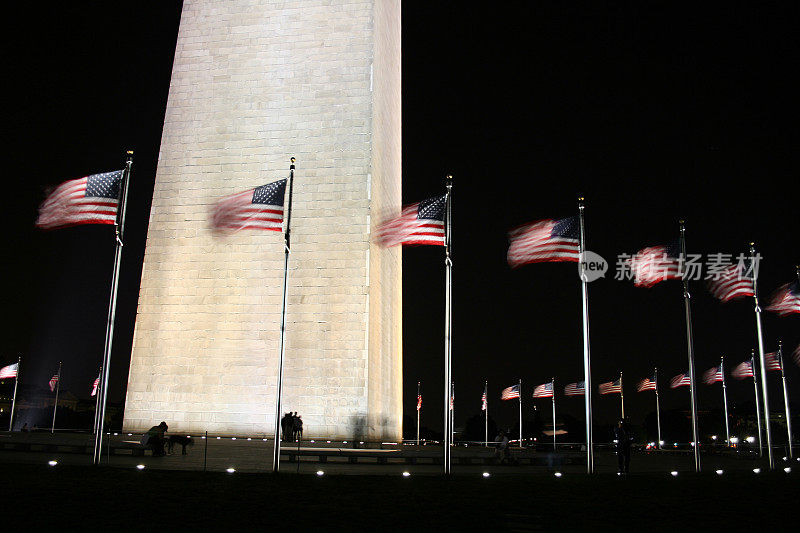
1 463 795 531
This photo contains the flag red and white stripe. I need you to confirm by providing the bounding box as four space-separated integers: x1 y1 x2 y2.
708 263 754 302
636 378 657 392
598 379 622 395
765 282 800 316
501 384 520 400
764 352 782 372
564 382 585 396
702 366 723 385
211 179 286 232
91 375 100 397
532 382 554 398
670 373 691 388
49 374 59 392
0 363 19 379
36 171 124 230
626 245 682 288
507 217 580 267
731 360 755 379
376 196 446 247
481 387 487 411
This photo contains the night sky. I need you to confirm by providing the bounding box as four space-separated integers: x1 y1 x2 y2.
3 2 798 439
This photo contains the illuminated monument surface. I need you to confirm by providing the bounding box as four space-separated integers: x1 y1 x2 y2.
123 0 402 440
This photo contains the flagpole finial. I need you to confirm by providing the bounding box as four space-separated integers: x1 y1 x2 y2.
126 149 133 159
445 174 453 190
290 157 296 170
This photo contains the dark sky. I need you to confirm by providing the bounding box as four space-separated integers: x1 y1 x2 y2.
3 2 798 438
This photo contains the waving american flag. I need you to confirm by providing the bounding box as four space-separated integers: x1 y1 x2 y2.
598 379 622 395
731 360 755 379
212 178 286 232
501 384 520 400
532 382 554 398
636 375 657 392
376 195 446 247
36 170 124 230
764 352 782 372
564 381 585 396
670 373 691 389
708 262 755 302
0 363 19 379
626 241 682 288
766 281 800 316
507 216 580 268
702 365 723 385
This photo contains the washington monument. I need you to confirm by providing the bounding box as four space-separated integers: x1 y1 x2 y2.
123 0 402 440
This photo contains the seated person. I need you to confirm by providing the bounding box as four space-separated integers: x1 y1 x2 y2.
140 421 168 456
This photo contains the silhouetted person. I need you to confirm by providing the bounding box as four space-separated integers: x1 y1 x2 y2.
142 421 168 456
614 419 633 474
295 415 303 440
292 412 299 441
281 412 292 441
494 430 511 464
21 423 29 432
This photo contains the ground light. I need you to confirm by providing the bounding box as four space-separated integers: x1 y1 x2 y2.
226 468 235 473
482 472 490 478
554 472 562 478
402 471 411 477
753 468 761 474
48 460 57 466
715 470 723 475
730 437 739 444
746 436 755 444
136 464 145 470
316 470 324 476
784 467 792 473
670 471 678 477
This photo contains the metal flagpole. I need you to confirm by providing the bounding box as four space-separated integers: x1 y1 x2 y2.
484 381 488 447
518 379 523 447
93 151 133 465
619 372 625 420
450 381 455 446
8 356 21 431
751 350 763 457
272 158 296 474
750 243 774 470
551 378 556 451
417 381 421 445
578 197 593 473
654 368 662 449
679 221 701 472
51 362 61 433
93 366 102 435
443 175 453 474
721 357 731 447
778 342 793 458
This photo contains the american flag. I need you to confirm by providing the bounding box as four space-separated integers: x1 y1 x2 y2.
36 170 124 230
764 352 782 372
507 216 580 268
636 376 657 392
481 384 487 411
670 373 691 388
91 374 101 397
564 381 585 396
598 379 621 395
532 382 554 398
49 374 59 392
0 363 19 379
501 384 520 400
376 195 446 247
731 360 755 379
626 241 682 288
708 262 755 302
211 178 287 232
702 365 724 385
766 281 800 316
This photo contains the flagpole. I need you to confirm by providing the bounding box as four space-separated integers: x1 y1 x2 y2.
443 175 453 474
451 381 455 446
484 381 488 448
751 350 763 457
518 379 523 447
750 243 774 470
679 221 701 472
417 381 421 445
778 342 793 458
654 368 662 449
8 356 20 431
94 151 133 465
272 158 296 474
721 357 731 447
552 378 556 451
578 197 593 473
619 372 625 420
51 361 61 433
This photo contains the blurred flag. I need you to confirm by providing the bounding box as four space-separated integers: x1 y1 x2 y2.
564 381 585 396
376 196 446 247
598 379 622 395
670 373 691 388
626 241 682 288
36 170 124 230
481 384 487 411
49 374 59 392
211 178 286 232
794 344 800 367
766 282 800 316
532 382 554 398
731 360 755 379
764 352 782 372
636 376 657 392
708 262 754 302
501 384 520 400
507 217 580 268
91 374 101 397
702 365 723 385
0 363 19 379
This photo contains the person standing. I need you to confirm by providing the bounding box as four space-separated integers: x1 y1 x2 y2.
614 419 633 474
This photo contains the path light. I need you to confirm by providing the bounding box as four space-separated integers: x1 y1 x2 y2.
216 437 221 440
482 472 490 478
715 469 723 475
226 468 236 473
247 438 251 441
711 435 717 441
343 441 347 444
48 460 58 467
316 470 324 476
784 467 792 474
136 464 145 470
730 437 739 444
670 471 678 477
753 468 761 474
746 436 755 444
402 471 411 477
554 472 562 478
231 437 236 440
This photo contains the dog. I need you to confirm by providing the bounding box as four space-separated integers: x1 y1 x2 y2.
165 435 194 455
